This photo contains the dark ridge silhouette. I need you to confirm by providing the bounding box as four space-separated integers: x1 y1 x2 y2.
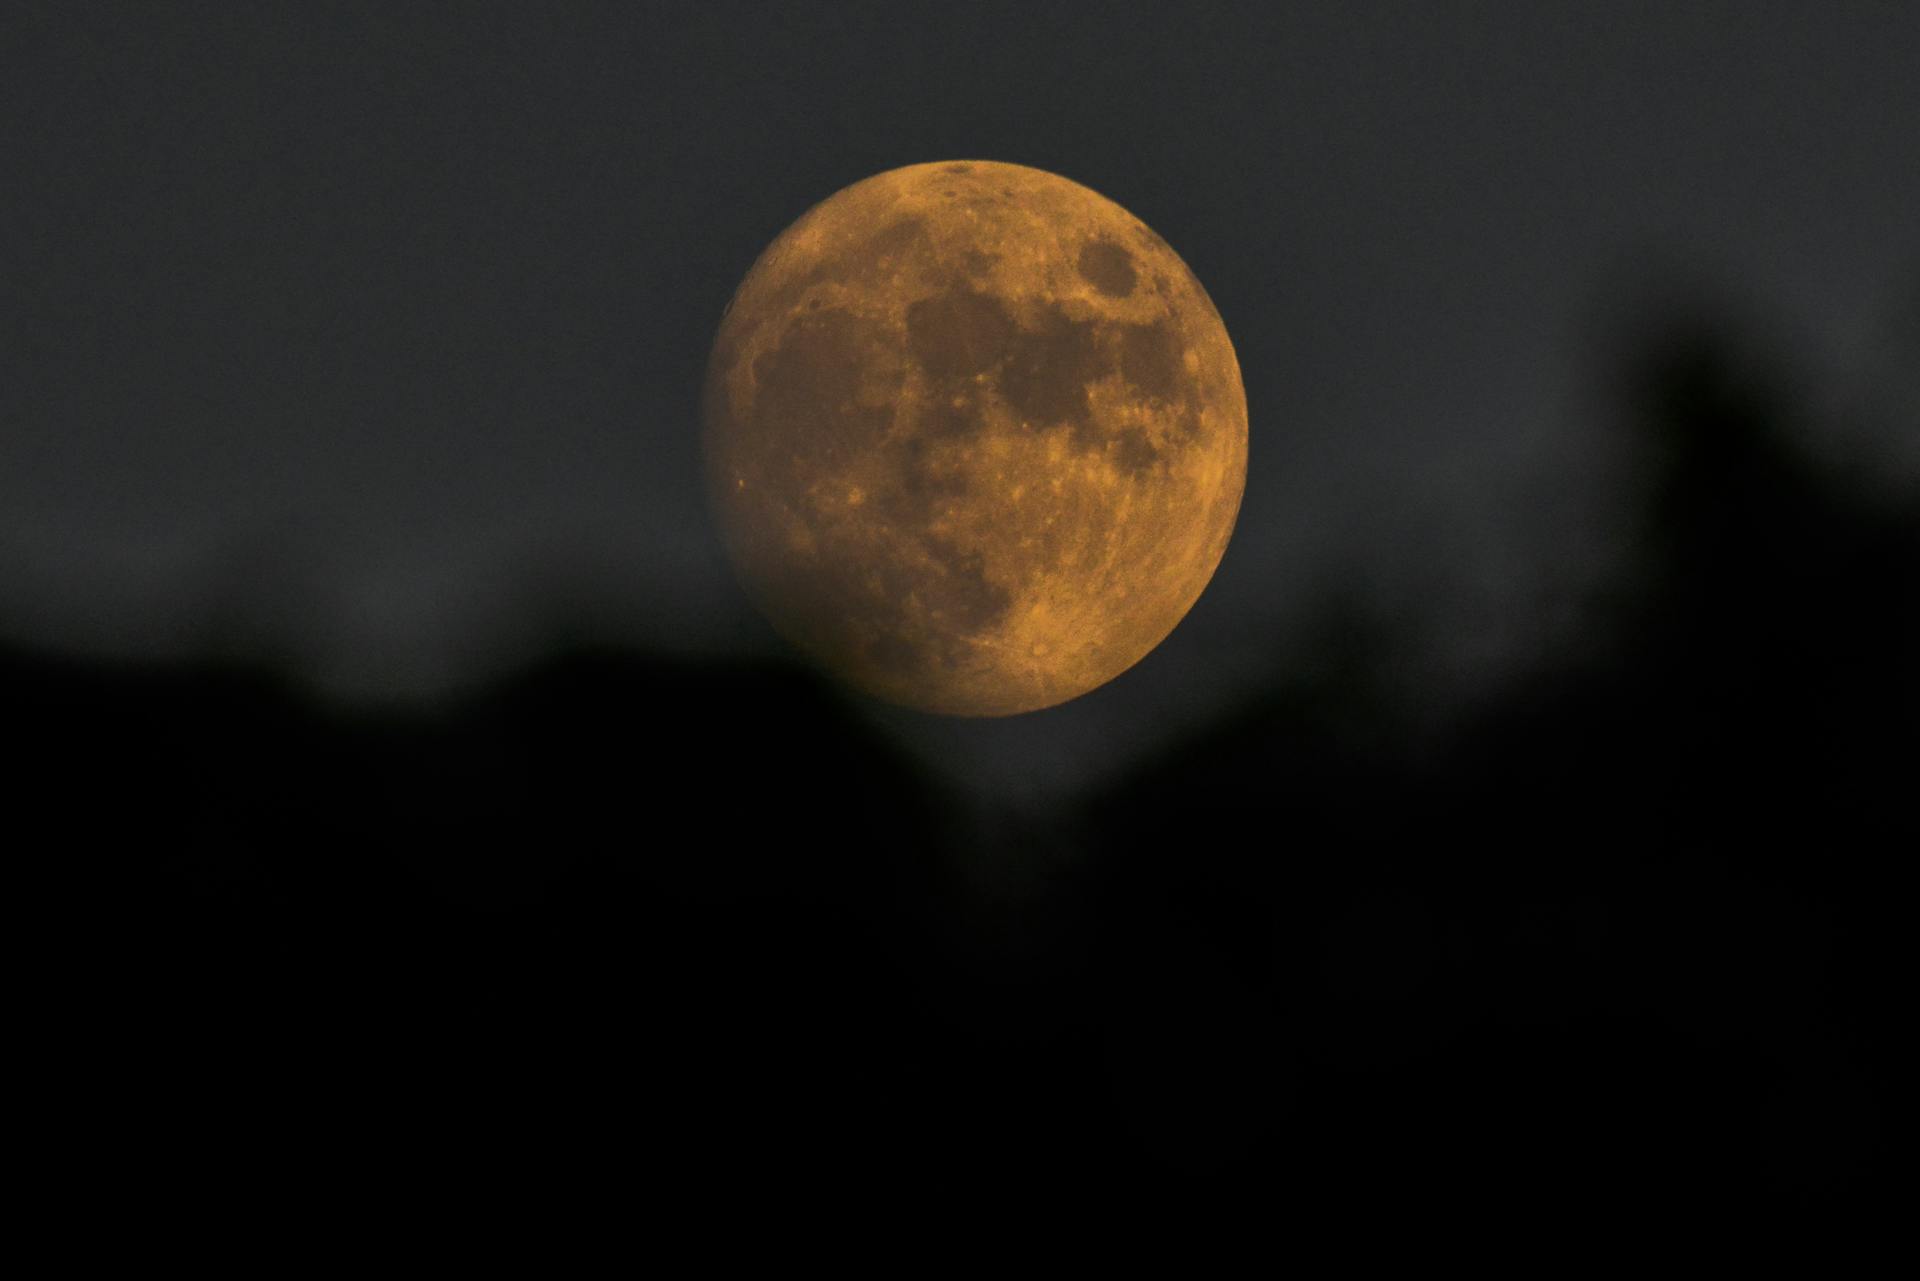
18 303 1912 1217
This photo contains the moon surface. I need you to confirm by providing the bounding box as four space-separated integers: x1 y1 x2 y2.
703 161 1247 716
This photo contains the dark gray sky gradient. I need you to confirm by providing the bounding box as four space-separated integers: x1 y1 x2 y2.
4 1 1916 794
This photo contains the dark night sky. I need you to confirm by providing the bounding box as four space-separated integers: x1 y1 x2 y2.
5 1 1916 797
8 2 1915 1222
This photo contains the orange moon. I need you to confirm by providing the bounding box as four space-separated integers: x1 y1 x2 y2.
703 161 1247 716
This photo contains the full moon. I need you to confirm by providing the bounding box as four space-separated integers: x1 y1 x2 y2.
703 161 1247 716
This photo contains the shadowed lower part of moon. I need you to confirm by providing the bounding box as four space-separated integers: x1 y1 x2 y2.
703 160 1247 717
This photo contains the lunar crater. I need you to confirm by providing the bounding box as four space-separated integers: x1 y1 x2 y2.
1077 239 1138 297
